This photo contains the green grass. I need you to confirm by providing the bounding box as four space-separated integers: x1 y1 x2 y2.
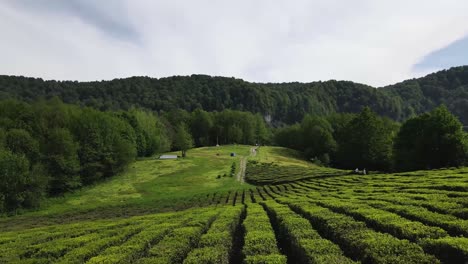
251 146 311 167
246 147 347 184
46 145 251 211
0 145 252 230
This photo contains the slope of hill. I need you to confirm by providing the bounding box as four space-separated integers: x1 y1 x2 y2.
2 66 468 124
382 66 468 124
0 145 253 230
1 148 467 263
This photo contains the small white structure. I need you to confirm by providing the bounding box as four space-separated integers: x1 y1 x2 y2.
159 155 178 160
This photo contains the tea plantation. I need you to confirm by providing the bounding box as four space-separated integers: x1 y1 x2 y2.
1 147 467 263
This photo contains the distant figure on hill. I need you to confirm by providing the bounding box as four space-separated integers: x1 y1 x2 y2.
363 168 367 175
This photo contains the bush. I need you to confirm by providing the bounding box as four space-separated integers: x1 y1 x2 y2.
284 199 438 264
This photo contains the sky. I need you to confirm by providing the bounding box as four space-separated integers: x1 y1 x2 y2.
0 1 467 87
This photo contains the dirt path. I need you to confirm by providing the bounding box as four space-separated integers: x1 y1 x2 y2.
236 147 258 183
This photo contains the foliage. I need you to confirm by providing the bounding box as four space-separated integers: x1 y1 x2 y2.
0 149 48 213
0 98 169 212
300 115 336 164
394 105 468 171
184 205 244 264
334 107 396 170
173 124 194 157
242 203 284 259
285 200 439 264
0 97 272 212
245 161 346 185
190 109 213 147
262 201 355 264
43 128 81 195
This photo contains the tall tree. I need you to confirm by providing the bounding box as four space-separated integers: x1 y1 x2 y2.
0 149 46 213
43 128 81 195
301 115 337 165
173 124 194 157
190 109 213 146
335 107 394 170
5 129 40 164
394 105 467 171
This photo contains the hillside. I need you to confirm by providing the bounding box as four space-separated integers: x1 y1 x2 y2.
0 145 327 229
1 66 468 124
0 145 254 229
0 146 467 263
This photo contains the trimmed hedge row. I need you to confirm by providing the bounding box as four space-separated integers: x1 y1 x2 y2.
313 198 448 241
355 193 466 218
242 203 287 264
279 198 439 264
184 205 245 264
86 223 176 263
262 201 355 264
56 228 139 264
364 200 468 237
135 210 219 264
420 237 468 264
282 183 468 263
0 207 224 263
0 221 135 263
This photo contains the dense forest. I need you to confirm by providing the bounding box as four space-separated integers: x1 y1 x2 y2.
275 106 468 172
1 66 468 125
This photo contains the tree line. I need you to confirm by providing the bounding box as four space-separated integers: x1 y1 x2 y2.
1 66 468 125
1 96 466 214
0 98 270 214
274 106 468 172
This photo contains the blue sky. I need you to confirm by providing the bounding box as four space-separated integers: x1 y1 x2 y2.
0 0 467 87
413 36 468 73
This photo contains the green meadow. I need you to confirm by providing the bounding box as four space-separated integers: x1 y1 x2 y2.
0 146 253 229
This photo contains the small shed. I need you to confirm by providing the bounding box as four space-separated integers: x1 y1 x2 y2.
159 155 178 160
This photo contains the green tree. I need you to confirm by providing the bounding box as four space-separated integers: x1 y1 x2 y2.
0 149 46 213
173 124 194 157
72 108 136 184
190 109 213 146
122 109 170 157
301 115 337 165
254 114 271 144
43 128 81 195
5 129 40 164
273 124 303 150
336 107 394 170
0 128 6 149
394 105 467 171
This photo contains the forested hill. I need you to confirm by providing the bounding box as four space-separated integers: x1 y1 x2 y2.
382 66 468 124
1 66 467 124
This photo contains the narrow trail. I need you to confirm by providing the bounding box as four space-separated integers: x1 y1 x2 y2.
236 147 258 184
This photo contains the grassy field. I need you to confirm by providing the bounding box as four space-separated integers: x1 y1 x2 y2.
41 145 251 212
0 145 252 229
1 146 468 263
246 146 347 184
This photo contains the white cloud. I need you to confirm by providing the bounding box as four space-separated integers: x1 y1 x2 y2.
0 0 467 86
